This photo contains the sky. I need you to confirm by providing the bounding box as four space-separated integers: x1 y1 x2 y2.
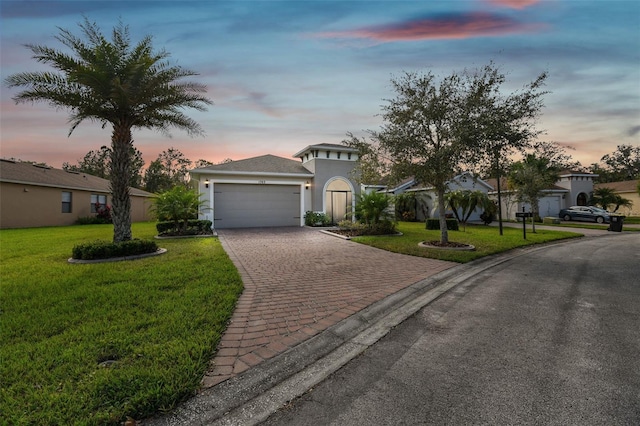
1 0 639 170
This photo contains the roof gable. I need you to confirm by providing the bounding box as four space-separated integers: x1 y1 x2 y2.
191 154 313 176
594 179 639 192
0 159 153 197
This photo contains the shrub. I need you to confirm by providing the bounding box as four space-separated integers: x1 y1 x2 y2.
156 219 212 236
151 186 209 234
426 218 459 231
304 211 331 226
95 203 112 223
71 239 158 260
395 193 418 221
337 219 397 236
76 216 106 225
337 220 368 232
355 191 394 225
76 203 112 225
479 210 495 225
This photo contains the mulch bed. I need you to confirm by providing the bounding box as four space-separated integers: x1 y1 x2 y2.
327 228 399 238
423 240 471 248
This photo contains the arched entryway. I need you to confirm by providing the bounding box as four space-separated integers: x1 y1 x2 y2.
576 192 588 206
324 178 354 224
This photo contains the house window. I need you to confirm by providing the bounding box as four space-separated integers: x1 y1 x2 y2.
91 194 107 212
326 151 331 158
347 153 352 160
337 152 341 159
576 192 588 206
61 191 72 213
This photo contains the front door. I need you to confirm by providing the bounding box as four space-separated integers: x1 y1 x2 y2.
325 179 353 224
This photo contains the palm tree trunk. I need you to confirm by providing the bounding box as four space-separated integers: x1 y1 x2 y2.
110 124 133 243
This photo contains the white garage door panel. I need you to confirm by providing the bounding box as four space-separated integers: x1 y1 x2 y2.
214 184 300 228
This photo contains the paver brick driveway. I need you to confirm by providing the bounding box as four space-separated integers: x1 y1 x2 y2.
201 227 456 388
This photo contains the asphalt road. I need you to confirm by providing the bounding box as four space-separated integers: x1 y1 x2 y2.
262 234 640 425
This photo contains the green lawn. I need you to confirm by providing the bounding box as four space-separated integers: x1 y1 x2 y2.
0 222 243 425
352 221 583 262
625 216 640 224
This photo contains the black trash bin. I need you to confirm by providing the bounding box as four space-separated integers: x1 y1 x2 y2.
609 215 625 232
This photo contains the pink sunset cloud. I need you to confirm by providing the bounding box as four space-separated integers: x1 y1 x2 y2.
487 0 541 10
315 12 545 42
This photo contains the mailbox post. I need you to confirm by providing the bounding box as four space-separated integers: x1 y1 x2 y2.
515 207 533 239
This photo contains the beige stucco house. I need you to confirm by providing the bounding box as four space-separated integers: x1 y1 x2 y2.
0 159 154 229
190 144 359 229
594 179 639 216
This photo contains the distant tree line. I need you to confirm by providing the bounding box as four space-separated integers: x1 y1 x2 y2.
588 144 640 183
62 146 219 193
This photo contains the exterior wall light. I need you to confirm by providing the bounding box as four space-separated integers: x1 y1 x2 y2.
205 179 209 188
305 181 310 190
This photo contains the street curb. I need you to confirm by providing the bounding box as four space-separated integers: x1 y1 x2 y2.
144 236 605 426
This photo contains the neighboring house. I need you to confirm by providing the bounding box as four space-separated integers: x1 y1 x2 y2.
486 170 599 220
190 144 360 229
365 172 494 222
0 159 154 229
403 173 494 222
594 179 640 216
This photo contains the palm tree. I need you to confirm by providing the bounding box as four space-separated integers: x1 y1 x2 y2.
445 189 492 230
5 18 212 242
590 187 618 211
508 154 560 232
590 187 633 212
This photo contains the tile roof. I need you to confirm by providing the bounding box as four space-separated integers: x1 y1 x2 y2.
483 177 567 192
191 154 313 176
0 159 153 197
594 179 639 192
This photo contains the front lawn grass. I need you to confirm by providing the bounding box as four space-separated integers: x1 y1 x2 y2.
352 221 582 263
623 216 640 224
0 222 243 425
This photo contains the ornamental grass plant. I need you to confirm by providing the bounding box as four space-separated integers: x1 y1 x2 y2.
0 222 242 425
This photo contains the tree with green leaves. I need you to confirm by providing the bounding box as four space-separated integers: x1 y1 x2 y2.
143 147 193 193
527 141 581 171
372 63 547 243
5 18 212 242
600 144 640 182
63 145 145 188
590 145 640 183
342 132 387 186
460 63 548 235
508 154 560 232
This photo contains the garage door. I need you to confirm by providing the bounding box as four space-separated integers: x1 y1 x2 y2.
214 184 301 228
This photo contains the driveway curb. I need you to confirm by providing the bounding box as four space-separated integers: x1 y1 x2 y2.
145 239 577 426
